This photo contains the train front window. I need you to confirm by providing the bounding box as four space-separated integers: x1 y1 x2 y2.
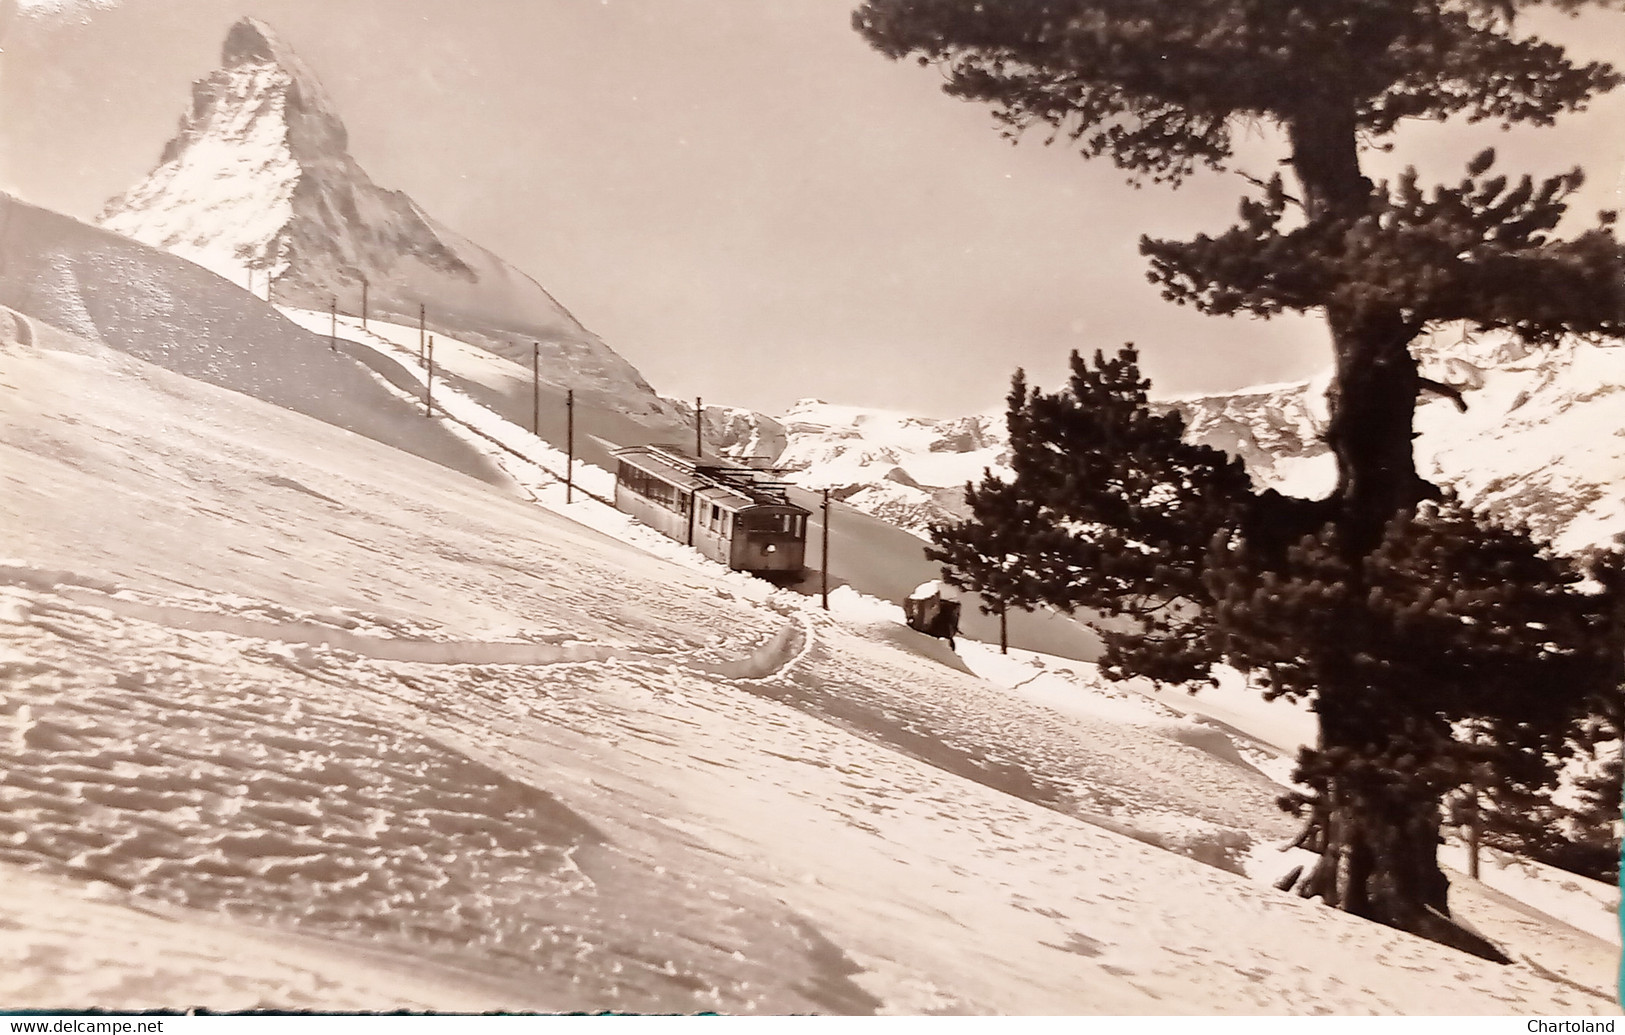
740 511 805 535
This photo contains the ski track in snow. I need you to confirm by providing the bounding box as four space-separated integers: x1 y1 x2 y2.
268 310 1301 871
0 562 809 678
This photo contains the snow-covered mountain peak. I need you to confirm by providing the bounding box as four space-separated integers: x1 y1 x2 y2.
98 19 661 407
218 17 339 125
100 21 306 282
223 17 307 72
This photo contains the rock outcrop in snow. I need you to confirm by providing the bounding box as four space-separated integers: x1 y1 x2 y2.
1162 374 1337 501
99 18 659 407
678 399 789 463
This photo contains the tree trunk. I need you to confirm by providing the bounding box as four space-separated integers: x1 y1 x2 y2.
1289 693 1508 962
1287 322 1492 954
1324 309 1431 551
1279 111 1488 957
1293 777 1507 962
1466 784 1480 882
1287 111 1432 553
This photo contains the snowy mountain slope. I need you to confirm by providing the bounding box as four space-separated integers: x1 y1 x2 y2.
751 399 1008 537
1163 373 1337 501
97 17 661 410
3 320 1619 1013
700 400 789 461
6 328 1618 1007
278 304 1104 662
1167 334 1625 553
0 191 504 488
1413 335 1625 553
0 866 519 1012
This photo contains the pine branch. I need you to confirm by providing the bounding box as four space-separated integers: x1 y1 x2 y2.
1419 377 1470 412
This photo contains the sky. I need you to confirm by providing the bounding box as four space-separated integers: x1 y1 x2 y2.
2 0 1623 417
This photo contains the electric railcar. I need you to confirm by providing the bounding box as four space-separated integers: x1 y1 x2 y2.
612 444 809 578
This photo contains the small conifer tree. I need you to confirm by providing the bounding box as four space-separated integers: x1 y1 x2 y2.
927 376 1048 652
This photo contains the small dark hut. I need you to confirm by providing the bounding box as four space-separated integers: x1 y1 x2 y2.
904 581 961 650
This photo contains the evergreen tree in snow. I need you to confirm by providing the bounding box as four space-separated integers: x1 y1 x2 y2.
927 354 1244 655
937 348 1250 679
925 375 1045 654
1505 544 1625 882
951 348 1620 954
1211 498 1615 956
924 468 1036 654
856 0 1625 955
1460 541 1621 883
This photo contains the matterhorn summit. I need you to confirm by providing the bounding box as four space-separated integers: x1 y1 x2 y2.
99 18 657 403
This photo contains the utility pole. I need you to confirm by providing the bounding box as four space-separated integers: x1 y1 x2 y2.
532 342 540 436
1466 778 1481 880
565 388 575 504
361 276 369 330
418 303 425 363
266 271 275 306
821 488 830 611
425 335 434 417
999 604 1009 655
329 297 336 352
694 396 703 459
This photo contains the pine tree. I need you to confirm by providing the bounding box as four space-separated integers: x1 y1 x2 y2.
930 347 1251 665
1209 498 1615 957
925 475 1029 654
1467 542 1621 883
927 374 1045 653
854 0 1625 955
1029 346 1249 682
1526 544 1625 881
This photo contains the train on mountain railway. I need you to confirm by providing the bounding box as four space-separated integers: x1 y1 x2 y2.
611 444 810 579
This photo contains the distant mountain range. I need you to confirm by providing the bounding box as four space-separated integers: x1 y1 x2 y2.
1166 332 1625 554
717 336 1623 555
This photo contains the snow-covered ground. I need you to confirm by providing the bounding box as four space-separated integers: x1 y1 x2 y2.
10 11 1613 1014
2 287 1620 1013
